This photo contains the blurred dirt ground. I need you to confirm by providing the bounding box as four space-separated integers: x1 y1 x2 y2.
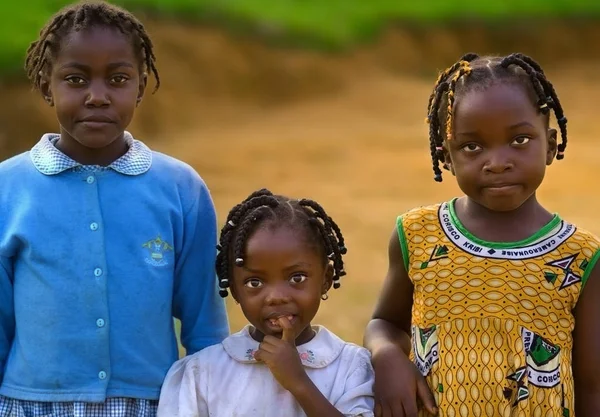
2 20 600 344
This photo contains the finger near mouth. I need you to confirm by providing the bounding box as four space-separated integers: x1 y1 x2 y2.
266 315 296 328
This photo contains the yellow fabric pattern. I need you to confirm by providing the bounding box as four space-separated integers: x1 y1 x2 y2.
400 200 600 417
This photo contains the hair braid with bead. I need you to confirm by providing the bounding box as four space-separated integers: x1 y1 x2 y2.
216 189 347 297
425 52 568 182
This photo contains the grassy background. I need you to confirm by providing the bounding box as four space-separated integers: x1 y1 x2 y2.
1 0 600 75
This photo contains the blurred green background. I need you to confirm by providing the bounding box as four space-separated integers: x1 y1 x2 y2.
2 0 600 74
1 1 600 349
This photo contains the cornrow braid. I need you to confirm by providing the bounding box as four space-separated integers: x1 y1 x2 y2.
426 53 479 118
297 199 347 288
445 64 473 141
216 189 348 297
425 52 568 181
499 55 568 159
25 0 160 93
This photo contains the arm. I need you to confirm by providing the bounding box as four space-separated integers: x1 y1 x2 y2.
173 178 228 354
364 227 413 357
290 379 346 417
363 224 437 417
0 256 14 381
573 259 600 416
256 320 346 417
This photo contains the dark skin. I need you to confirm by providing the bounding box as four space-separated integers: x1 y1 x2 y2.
39 26 147 166
230 225 348 417
364 82 600 416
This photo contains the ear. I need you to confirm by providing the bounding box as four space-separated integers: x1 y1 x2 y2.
136 72 148 106
39 73 54 107
322 263 334 295
442 144 456 175
229 283 239 304
546 128 558 165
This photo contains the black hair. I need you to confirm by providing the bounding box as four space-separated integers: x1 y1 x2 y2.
216 188 348 298
25 0 159 92
426 53 567 182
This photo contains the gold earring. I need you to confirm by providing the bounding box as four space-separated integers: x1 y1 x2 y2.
321 293 329 301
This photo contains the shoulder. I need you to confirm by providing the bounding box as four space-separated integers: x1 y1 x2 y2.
317 326 373 370
0 151 35 177
398 201 444 223
149 151 206 186
147 150 215 212
0 152 39 201
169 342 229 375
570 223 600 247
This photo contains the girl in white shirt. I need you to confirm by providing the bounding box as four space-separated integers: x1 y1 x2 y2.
158 188 375 417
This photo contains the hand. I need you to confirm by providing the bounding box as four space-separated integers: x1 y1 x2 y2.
254 317 309 392
372 344 437 417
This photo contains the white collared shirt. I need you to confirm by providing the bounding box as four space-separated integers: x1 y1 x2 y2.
158 325 375 417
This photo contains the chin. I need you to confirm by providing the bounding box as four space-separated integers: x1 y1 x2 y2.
480 197 528 213
74 131 122 149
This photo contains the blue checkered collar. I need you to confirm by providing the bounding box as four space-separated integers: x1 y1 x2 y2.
30 131 152 176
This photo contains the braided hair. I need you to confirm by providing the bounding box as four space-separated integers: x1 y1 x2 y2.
216 189 348 298
426 53 567 182
25 0 159 92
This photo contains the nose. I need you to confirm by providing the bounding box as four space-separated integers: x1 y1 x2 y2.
264 283 292 306
85 81 110 107
484 148 514 173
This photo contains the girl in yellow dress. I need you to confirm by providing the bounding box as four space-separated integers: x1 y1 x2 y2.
364 53 600 417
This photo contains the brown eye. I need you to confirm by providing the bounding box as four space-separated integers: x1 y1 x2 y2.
244 279 263 289
111 75 128 84
289 274 307 284
65 76 86 85
512 137 530 146
462 143 481 153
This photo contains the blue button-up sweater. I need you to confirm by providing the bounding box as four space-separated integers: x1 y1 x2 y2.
0 133 228 402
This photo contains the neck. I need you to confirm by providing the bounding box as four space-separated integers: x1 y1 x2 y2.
55 131 129 166
455 194 553 242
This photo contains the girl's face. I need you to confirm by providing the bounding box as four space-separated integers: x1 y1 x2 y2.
443 82 557 212
41 26 146 163
231 225 333 345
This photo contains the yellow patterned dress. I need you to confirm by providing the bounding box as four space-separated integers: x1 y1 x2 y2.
398 200 600 417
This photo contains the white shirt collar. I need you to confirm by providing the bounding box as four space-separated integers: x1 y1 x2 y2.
222 325 346 369
30 131 152 176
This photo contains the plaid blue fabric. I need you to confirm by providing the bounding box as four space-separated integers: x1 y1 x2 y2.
0 397 158 417
30 132 152 176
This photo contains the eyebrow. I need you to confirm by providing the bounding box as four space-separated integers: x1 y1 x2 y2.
58 62 135 71
508 121 535 130
456 121 536 138
241 262 313 273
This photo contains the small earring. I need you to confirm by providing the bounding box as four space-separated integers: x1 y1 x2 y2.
321 293 329 301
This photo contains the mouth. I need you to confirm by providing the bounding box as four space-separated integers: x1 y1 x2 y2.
78 116 116 126
484 183 520 190
264 313 297 329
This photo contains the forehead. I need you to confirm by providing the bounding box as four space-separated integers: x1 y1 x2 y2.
56 26 136 66
245 225 319 259
453 82 544 132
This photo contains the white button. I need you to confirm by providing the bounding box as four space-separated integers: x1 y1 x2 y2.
96 318 105 328
94 268 103 277
98 371 107 380
90 222 98 231
86 176 95 184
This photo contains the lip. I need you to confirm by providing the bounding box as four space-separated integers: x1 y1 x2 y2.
263 312 297 329
79 116 116 124
483 184 521 194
